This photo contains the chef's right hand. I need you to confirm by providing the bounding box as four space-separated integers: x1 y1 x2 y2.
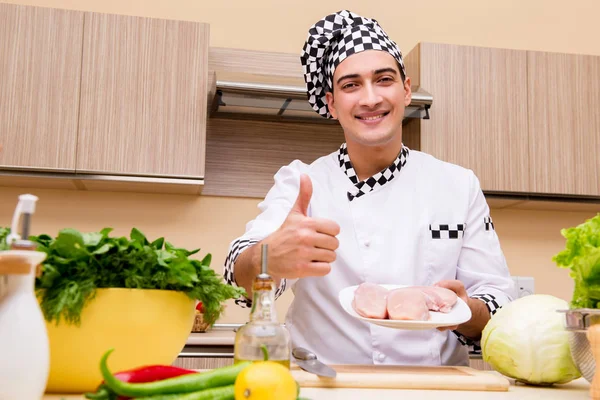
262 174 340 279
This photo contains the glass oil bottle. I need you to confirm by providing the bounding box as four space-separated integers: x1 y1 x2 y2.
233 244 291 368
0 194 50 400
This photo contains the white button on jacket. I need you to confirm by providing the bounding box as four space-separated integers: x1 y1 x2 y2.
225 148 517 366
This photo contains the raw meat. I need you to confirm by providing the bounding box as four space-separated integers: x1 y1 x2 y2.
414 286 458 313
386 288 430 321
352 282 389 319
351 283 459 321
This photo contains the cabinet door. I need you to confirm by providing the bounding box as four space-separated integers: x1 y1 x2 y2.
0 4 83 171
413 43 529 193
528 51 600 196
77 12 209 178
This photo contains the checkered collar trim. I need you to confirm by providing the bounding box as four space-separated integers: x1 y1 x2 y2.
338 143 409 201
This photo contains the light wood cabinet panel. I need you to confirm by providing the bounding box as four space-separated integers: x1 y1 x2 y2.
405 43 529 193
0 3 83 171
203 119 344 198
209 47 301 78
527 51 600 196
77 12 209 178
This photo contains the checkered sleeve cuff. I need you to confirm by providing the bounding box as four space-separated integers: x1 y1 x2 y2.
223 238 287 308
471 293 502 316
452 293 504 351
452 330 480 348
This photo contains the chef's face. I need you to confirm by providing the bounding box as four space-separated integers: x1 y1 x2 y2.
325 51 411 147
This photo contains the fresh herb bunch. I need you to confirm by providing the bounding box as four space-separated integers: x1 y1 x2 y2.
1 226 245 326
553 213 600 308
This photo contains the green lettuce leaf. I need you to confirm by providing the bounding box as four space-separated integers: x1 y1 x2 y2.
553 213 600 308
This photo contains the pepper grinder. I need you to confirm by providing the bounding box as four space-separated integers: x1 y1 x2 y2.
0 194 50 399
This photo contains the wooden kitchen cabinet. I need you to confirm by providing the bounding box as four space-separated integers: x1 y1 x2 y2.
0 3 83 172
76 12 209 178
404 42 529 193
527 51 600 196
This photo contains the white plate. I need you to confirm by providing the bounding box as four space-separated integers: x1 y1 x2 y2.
338 284 472 330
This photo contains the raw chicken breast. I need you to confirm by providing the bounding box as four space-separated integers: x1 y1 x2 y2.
386 288 430 321
352 283 389 319
415 286 458 313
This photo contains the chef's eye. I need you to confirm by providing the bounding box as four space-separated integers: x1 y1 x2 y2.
341 82 357 90
378 76 394 83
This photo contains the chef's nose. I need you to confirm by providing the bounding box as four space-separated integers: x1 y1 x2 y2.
359 83 382 108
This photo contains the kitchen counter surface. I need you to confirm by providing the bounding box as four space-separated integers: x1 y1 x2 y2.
43 376 591 399
187 328 235 346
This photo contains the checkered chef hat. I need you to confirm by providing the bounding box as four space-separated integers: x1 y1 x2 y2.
300 10 406 119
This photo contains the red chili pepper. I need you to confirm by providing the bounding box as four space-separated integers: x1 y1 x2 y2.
85 365 198 400
195 301 204 313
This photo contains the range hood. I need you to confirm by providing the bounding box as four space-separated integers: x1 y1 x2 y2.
210 72 432 124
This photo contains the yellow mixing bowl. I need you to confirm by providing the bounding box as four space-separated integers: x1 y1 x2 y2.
43 288 195 393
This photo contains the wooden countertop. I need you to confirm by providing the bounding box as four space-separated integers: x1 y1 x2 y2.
43 377 591 399
187 329 235 346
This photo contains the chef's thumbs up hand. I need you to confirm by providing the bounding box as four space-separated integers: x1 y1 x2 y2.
291 173 313 216
263 174 340 279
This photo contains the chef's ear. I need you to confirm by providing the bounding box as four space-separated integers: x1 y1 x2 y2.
325 92 338 120
403 76 412 107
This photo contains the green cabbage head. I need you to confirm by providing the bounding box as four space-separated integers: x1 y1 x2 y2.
481 294 581 385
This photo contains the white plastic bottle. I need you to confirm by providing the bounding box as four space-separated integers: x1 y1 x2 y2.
0 194 50 399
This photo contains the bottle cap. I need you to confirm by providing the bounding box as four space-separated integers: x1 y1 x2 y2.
6 194 39 246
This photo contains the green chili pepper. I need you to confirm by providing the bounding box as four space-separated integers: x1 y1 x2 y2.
100 349 251 397
132 384 234 400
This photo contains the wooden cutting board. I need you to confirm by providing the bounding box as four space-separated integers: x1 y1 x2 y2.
290 364 509 391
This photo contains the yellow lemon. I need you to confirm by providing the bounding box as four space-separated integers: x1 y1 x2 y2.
234 361 298 400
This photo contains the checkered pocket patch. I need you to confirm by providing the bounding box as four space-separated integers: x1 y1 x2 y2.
429 223 466 239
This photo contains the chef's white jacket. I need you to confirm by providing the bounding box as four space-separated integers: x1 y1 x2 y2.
224 145 517 366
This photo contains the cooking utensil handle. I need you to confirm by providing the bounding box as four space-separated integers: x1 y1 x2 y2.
292 347 317 361
587 324 600 399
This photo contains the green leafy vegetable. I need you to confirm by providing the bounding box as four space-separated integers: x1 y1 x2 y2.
1 226 245 326
553 213 600 308
0 227 9 251
481 294 580 385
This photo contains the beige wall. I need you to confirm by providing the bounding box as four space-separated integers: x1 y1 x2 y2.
3 0 600 57
1 0 599 323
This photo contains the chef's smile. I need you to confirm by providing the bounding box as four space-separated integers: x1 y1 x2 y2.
355 111 390 124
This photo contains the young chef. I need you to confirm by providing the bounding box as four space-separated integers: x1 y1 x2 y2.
223 10 516 366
